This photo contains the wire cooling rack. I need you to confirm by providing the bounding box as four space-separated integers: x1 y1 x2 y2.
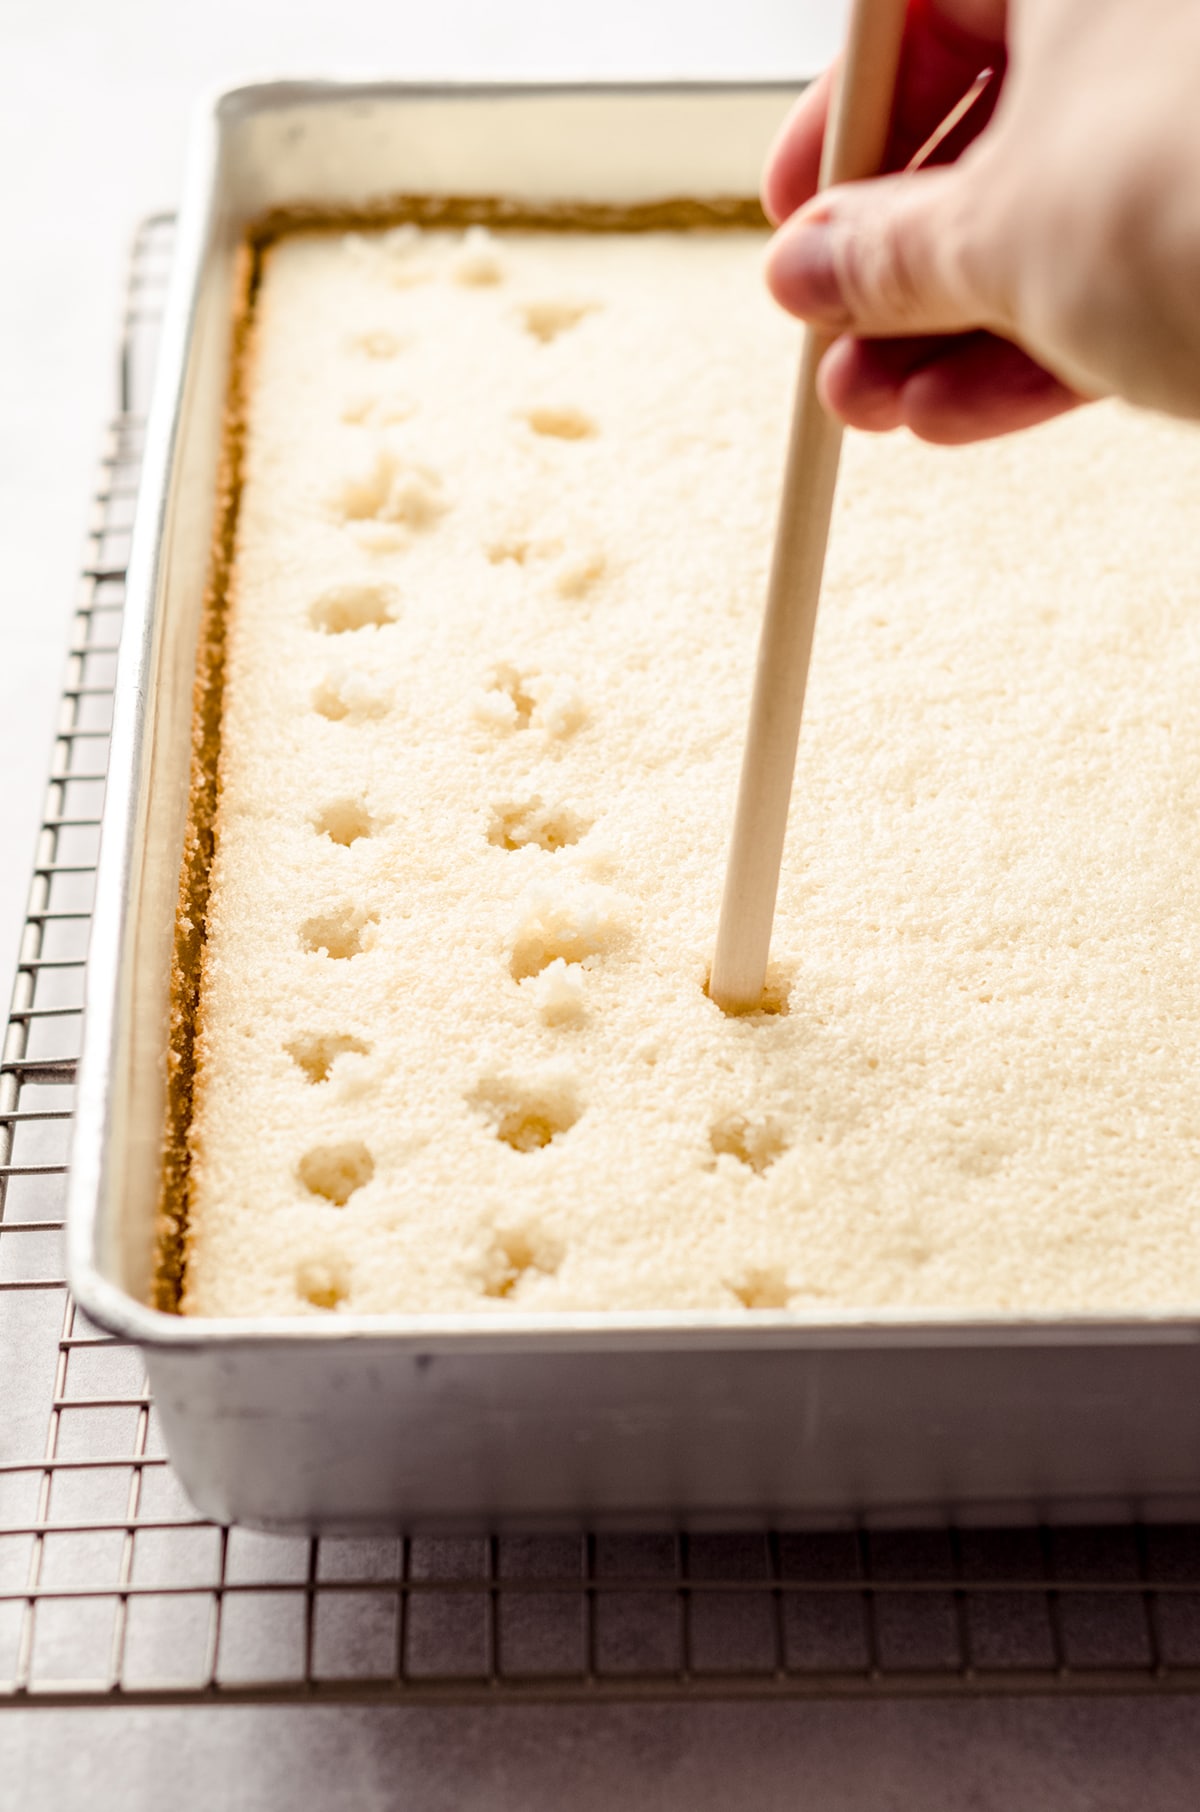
6 218 1200 1710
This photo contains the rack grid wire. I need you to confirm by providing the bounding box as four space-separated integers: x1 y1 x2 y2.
5 217 1200 1710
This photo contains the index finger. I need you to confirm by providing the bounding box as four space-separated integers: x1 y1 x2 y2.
761 64 839 227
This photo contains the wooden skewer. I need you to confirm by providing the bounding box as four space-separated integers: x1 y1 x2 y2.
905 66 995 175
709 0 910 1016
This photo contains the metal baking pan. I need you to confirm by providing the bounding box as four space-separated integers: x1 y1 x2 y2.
67 78 1200 1532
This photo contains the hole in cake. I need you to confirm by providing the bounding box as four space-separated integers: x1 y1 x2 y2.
485 537 531 567
756 972 792 1016
518 957 587 1027
479 662 536 729
312 669 392 721
479 1222 563 1298
522 406 597 441
286 1032 370 1084
451 226 504 287
298 1141 375 1206
313 679 351 722
554 551 606 601
296 1251 352 1310
341 394 375 424
507 879 623 982
333 450 447 528
348 524 410 555
341 391 416 426
519 300 596 344
347 327 404 359
483 533 569 570
473 665 586 740
704 966 792 1019
309 582 398 634
727 1265 792 1311
955 1126 1018 1178
300 905 377 960
343 226 434 289
383 467 446 529
708 1113 788 1176
487 797 589 853
469 1074 580 1152
314 799 373 847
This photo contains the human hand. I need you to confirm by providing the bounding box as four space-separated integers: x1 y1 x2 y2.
764 0 1200 443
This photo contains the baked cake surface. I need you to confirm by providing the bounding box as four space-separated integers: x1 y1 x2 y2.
182 221 1200 1317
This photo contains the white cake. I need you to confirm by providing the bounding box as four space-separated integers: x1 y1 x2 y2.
181 219 1200 1318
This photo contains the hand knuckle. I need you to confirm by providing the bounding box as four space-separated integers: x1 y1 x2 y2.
837 204 932 330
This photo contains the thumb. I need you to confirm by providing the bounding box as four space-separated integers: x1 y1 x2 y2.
765 166 1005 341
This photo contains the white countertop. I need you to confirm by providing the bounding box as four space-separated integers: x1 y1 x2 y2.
4 2 1198 1805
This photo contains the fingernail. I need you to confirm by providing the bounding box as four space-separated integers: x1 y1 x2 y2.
767 220 850 327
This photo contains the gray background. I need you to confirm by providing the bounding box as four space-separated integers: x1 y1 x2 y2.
4 1 1200 1803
